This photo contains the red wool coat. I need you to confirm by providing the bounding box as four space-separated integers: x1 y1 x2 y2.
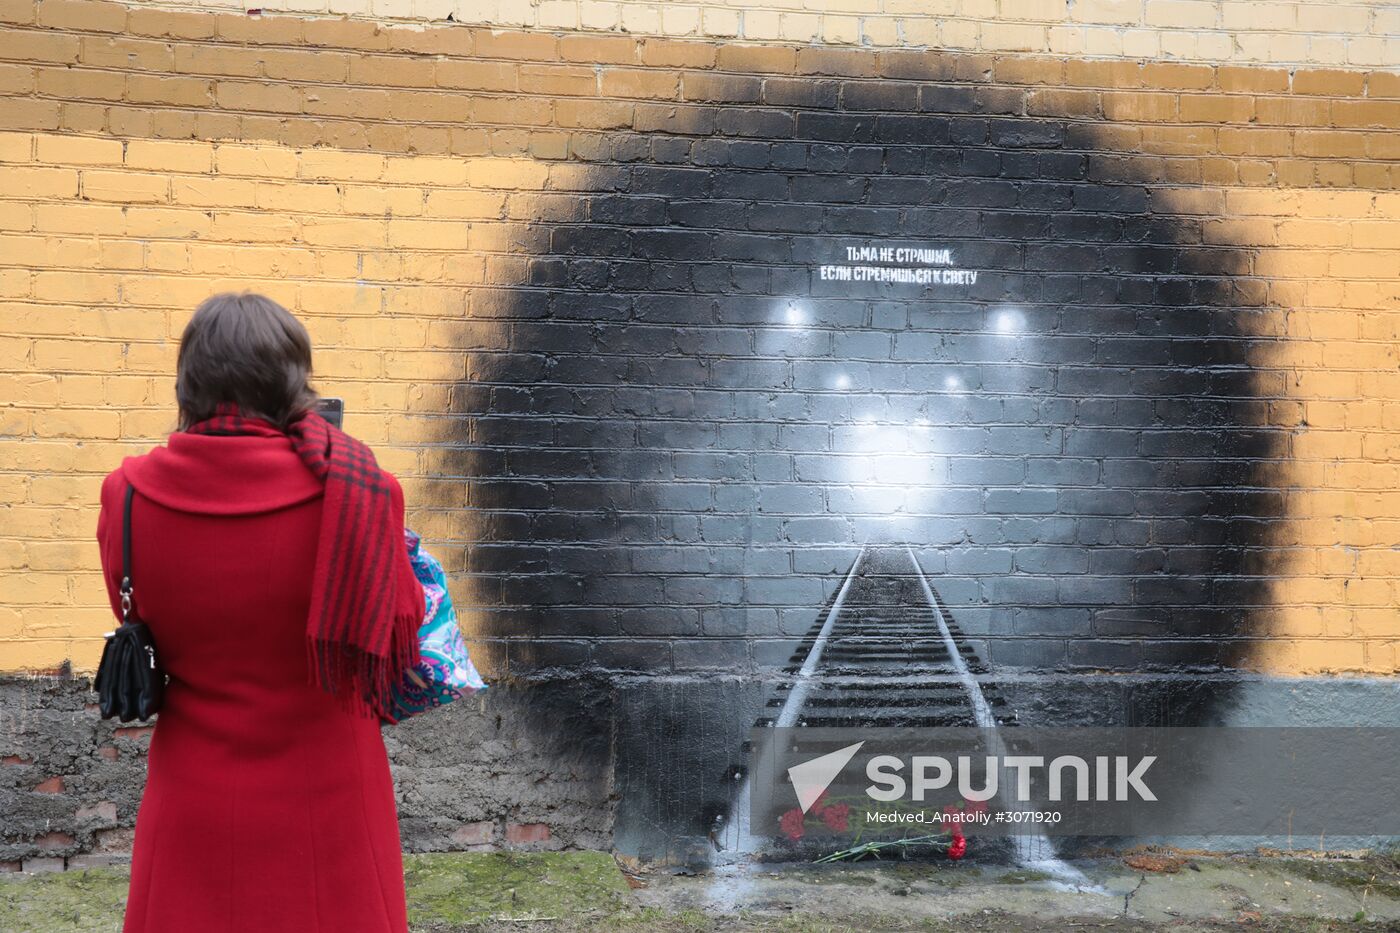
96 430 415 933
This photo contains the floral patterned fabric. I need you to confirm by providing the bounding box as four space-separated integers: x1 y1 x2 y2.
382 530 487 724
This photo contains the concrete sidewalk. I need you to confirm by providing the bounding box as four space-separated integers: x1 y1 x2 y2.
2 850 1398 931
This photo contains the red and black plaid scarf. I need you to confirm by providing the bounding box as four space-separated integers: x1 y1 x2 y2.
187 402 420 717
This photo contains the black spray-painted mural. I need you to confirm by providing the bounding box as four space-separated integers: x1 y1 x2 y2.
431 90 1288 863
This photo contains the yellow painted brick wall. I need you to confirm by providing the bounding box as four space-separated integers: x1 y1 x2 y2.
0 5 1396 182
0 0 1397 676
1209 185 1400 673
0 130 549 672
101 0 1398 67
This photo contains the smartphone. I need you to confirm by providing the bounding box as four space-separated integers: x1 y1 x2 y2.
315 397 344 429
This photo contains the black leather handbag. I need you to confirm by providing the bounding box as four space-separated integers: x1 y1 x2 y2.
95 484 166 722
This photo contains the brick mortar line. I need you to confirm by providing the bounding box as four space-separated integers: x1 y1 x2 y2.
0 253 1383 271
0 446 1346 460
1 65 1392 123
11 321 1400 340
7 147 1397 187
6 12 1398 77
88 1 1400 42
5 316 1395 341
0 209 1378 227
458 473 1337 483
2 135 1394 192
0 549 1366 554
0 285 1374 300
2 132 1392 189
0 634 1378 641
3 358 1385 376
0 627 1356 632
0 413 1331 427
5 180 1397 217
1 292 1382 309
0 454 1372 464
0 258 1376 278
0 245 1385 265
0 236 1265 251
0 347 1377 364
0 515 1332 523
0 620 1375 627
0 247 1304 264
0 539 1312 549
0 478 1336 485
0 410 1361 423
0 197 1366 215
0 315 1387 330
0 333 1375 349
0 421 1337 437
2 89 1392 145
0 547 1376 558
0 560 1362 571
5 205 1392 232
4 23 1399 87
11 559 1382 570
4 36 1398 103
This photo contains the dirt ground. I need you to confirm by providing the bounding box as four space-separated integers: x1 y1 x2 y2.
3 850 1399 932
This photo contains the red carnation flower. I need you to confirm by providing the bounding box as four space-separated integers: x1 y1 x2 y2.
780 808 806 841
820 802 850 832
948 831 967 860
808 790 830 815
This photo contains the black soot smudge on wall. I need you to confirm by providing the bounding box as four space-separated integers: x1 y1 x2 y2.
432 74 1289 862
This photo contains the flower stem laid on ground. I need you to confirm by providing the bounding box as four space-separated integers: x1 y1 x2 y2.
813 831 954 863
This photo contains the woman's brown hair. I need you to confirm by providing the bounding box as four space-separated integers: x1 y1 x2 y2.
176 292 318 431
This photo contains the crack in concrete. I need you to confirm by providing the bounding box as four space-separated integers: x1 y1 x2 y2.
1122 874 1147 916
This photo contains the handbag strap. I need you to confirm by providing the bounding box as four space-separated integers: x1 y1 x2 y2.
120 484 135 624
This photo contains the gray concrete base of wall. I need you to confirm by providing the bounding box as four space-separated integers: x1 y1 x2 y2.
2 672 1397 868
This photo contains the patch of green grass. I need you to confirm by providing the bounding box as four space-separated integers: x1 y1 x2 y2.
1270 857 1400 901
889 860 982 887
0 855 638 932
4 854 1400 933
423 906 716 933
1365 843 1400 874
0 867 130 933
404 851 633 927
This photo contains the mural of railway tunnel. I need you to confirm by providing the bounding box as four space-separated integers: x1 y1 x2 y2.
464 102 1288 862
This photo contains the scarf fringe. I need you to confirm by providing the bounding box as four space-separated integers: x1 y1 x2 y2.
306 606 422 718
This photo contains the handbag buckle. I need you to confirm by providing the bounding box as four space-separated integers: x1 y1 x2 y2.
120 575 132 620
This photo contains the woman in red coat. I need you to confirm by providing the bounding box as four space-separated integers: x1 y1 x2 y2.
95 293 423 932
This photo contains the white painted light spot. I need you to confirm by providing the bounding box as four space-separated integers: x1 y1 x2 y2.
993 309 1021 334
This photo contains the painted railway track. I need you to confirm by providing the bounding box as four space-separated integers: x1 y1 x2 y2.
757 547 1013 732
715 547 1084 885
